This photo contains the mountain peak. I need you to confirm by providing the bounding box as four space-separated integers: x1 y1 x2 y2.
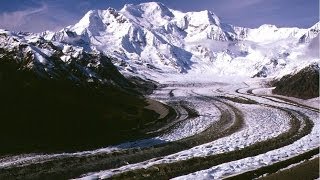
138 1 168 9
71 10 105 35
258 24 278 29
41 2 319 77
120 2 174 21
310 21 320 30
299 21 320 43
116 2 175 30
195 10 220 26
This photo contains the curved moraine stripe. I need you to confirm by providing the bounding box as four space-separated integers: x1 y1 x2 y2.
0 82 318 180
75 83 316 179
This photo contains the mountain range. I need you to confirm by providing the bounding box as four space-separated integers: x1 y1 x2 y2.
1 2 319 83
0 2 319 177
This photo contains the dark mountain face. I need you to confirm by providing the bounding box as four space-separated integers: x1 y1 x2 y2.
273 64 319 99
0 40 160 155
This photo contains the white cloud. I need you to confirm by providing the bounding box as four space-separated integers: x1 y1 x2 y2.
0 2 80 32
0 3 48 31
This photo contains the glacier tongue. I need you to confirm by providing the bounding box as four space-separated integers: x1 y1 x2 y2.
40 2 319 80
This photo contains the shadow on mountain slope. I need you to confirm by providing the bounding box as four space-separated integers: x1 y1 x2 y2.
0 58 162 155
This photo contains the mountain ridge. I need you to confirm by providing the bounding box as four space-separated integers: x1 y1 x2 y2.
41 2 318 78
1 2 319 80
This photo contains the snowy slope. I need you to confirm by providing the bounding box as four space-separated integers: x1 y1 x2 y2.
299 22 320 43
42 2 319 79
0 29 134 88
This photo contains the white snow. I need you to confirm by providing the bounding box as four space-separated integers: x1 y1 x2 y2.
174 113 318 180
0 2 319 179
78 81 314 180
41 2 319 79
171 80 319 180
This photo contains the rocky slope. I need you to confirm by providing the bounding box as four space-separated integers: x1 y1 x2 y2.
273 63 319 99
0 29 161 154
0 30 137 89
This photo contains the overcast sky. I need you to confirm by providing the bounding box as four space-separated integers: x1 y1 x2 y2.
0 0 318 32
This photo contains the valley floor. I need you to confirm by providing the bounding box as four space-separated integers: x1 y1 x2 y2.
0 77 319 179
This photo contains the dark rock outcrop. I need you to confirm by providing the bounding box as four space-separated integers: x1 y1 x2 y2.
273 63 319 99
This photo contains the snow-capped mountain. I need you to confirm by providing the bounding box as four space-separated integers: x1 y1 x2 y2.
299 22 320 43
2 2 320 81
40 2 319 79
0 29 138 90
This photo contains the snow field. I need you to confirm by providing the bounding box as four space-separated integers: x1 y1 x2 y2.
78 83 294 179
